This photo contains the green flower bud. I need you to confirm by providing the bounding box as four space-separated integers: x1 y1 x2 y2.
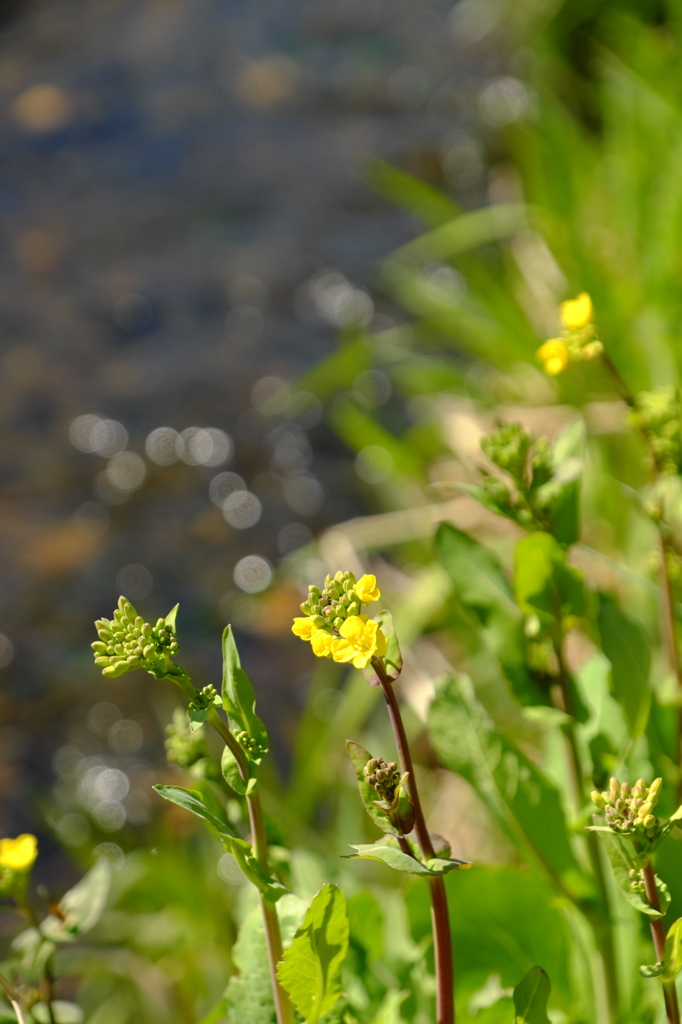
591 791 606 810
92 596 181 680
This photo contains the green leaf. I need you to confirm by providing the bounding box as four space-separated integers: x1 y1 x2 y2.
435 523 545 707
154 784 238 841
513 966 551 1024
364 157 460 227
164 603 179 632
32 1002 84 1023
514 532 587 628
346 841 470 876
276 884 349 1024
221 625 269 751
40 859 112 942
428 675 584 895
346 741 402 838
593 829 669 918
225 895 308 1024
368 990 409 1024
221 744 257 797
640 961 664 979
346 890 384 961
598 596 652 740
366 610 403 683
661 917 682 983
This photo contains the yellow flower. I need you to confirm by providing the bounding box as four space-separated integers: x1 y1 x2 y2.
354 574 380 603
311 630 334 658
292 616 319 641
0 834 38 872
537 338 569 376
560 292 593 330
331 615 387 669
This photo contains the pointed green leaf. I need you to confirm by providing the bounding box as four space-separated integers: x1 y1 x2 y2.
346 741 402 837
346 841 470 876
514 532 587 627
40 859 112 942
594 829 669 918
164 603 179 632
221 626 269 750
154 784 239 841
277 884 349 1024
661 918 682 983
513 966 551 1024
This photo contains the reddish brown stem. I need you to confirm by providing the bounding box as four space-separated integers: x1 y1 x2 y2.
643 861 680 1024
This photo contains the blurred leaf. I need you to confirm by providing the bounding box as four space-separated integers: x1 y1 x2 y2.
549 417 586 545
346 740 402 837
661 917 682 983
368 990 409 1024
346 891 384 961
329 397 424 481
365 157 460 226
428 675 584 894
513 967 551 1024
32 1003 84 1024
391 204 527 265
436 524 545 707
598 596 652 740
226 895 308 1024
514 532 588 628
40 859 111 943
277 884 349 1024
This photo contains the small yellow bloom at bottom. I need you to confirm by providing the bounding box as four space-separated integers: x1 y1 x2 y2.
537 338 569 376
292 616 318 641
560 292 593 330
354 574 380 603
331 615 387 669
311 629 334 658
0 834 38 872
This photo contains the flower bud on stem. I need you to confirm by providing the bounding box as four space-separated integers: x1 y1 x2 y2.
371 655 455 1024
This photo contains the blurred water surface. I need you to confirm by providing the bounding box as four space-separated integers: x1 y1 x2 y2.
0 0 499 845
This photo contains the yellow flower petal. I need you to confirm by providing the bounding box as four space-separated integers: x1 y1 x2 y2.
0 834 38 872
537 338 569 376
331 615 386 669
311 629 334 658
354 574 380 603
291 616 318 641
560 292 593 330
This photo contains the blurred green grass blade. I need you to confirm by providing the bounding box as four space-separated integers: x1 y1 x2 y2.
389 203 527 264
364 156 461 226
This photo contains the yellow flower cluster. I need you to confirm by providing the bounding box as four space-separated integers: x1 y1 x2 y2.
537 292 603 376
0 834 38 872
292 573 387 669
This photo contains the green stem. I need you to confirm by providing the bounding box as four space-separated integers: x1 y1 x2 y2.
16 896 55 1024
372 657 455 1024
643 861 680 1024
0 973 27 1024
205 707 294 1024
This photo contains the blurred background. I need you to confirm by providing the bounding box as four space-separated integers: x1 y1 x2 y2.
0 0 502 847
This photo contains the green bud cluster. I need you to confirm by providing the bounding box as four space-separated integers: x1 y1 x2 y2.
479 423 562 532
188 684 220 714
591 776 663 838
627 866 647 897
165 708 208 769
92 597 179 679
630 386 682 475
235 730 264 756
363 757 401 804
299 571 361 630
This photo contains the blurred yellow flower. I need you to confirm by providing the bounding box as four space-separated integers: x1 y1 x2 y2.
331 615 387 669
291 616 318 641
560 292 593 330
0 834 37 872
311 630 334 658
355 574 380 603
537 339 569 376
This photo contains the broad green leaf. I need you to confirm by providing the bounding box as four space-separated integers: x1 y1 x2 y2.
428 675 584 894
436 524 545 706
40 859 111 942
593 829 669 918
221 744 258 797
346 841 469 876
225 895 308 1024
277 884 349 1024
598 596 652 739
346 741 402 837
346 890 384 961
514 532 588 628
662 918 682 983
221 626 269 750
513 966 551 1024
